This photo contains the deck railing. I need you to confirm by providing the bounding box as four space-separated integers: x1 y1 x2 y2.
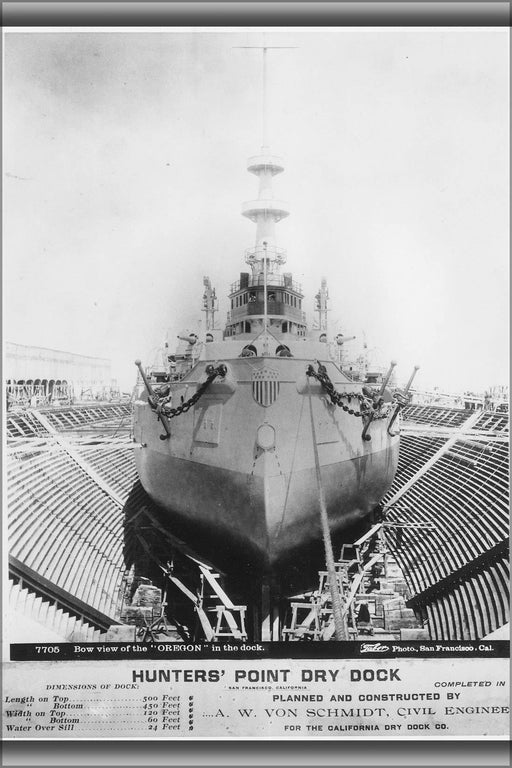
230 273 302 295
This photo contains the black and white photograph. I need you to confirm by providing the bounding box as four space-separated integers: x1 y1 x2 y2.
2 22 509 741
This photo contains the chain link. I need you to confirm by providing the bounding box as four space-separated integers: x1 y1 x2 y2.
149 364 227 420
306 362 390 420
149 361 389 423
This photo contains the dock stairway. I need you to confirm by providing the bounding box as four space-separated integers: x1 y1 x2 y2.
8 577 106 642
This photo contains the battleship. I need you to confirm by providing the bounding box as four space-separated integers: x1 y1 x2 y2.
132 49 413 591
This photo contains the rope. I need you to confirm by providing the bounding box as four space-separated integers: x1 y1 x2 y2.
273 395 306 541
306 380 347 641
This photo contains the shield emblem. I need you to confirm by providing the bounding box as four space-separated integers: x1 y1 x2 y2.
252 366 280 407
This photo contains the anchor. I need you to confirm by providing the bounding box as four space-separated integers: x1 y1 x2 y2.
135 359 172 441
387 365 420 436
361 360 396 442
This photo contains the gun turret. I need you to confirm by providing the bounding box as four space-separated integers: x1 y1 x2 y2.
177 333 198 346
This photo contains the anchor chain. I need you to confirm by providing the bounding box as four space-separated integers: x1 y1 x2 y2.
305 362 389 420
150 364 227 419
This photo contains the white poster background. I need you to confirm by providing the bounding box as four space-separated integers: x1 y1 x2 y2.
3 658 509 739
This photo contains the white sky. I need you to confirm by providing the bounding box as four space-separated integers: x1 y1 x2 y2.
3 27 509 393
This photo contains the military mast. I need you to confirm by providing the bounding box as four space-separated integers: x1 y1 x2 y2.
237 45 294 354
202 276 218 332
315 278 330 335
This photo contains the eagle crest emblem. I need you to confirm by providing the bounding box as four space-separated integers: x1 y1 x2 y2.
251 366 280 407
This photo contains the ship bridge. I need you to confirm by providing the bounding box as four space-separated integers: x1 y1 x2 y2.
226 244 306 338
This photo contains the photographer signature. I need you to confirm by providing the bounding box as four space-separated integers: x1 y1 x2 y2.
360 643 390 653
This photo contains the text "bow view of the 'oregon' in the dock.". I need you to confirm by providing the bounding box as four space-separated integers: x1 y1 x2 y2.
133 56 415 589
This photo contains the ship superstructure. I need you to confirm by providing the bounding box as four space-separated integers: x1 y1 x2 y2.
225 149 306 346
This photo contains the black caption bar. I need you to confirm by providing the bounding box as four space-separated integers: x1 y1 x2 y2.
10 640 510 661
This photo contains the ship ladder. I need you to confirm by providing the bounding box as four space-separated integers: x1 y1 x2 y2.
198 565 248 641
162 568 216 642
320 551 385 640
282 593 325 641
283 523 388 640
319 524 389 639
160 562 247 643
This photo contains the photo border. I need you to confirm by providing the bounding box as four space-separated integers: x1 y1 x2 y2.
2 0 510 765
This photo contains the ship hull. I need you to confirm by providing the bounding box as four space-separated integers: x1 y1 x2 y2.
135 441 398 573
133 350 400 587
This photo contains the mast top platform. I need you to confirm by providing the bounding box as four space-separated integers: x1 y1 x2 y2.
247 153 285 176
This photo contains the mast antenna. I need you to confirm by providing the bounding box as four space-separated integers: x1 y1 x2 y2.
232 45 297 148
